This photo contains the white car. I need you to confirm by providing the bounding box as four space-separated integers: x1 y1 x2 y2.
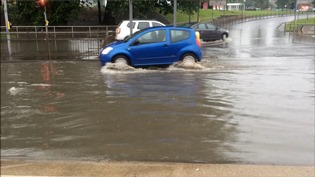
115 20 165 40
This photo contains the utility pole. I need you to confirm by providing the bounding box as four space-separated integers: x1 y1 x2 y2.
38 0 48 34
242 0 245 21
129 0 133 35
2 0 12 56
225 0 228 14
197 0 200 22
44 5 48 34
173 0 177 26
293 0 298 33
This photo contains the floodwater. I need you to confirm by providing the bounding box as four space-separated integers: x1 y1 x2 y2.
1 16 314 165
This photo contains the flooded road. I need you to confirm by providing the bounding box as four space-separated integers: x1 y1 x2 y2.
1 16 314 165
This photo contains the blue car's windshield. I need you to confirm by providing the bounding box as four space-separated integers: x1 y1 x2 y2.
123 30 143 42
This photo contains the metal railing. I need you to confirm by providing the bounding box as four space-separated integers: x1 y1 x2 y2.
1 26 117 60
211 13 295 27
284 23 315 34
1 13 313 60
0 25 116 39
1 38 105 60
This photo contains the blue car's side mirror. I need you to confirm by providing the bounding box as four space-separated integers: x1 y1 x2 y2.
132 40 140 46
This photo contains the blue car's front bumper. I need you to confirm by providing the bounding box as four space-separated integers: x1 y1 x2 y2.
99 49 113 66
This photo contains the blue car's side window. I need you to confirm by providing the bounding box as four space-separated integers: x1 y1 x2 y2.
170 30 190 43
136 30 166 44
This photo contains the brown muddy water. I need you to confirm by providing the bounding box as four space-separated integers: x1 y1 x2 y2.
1 16 314 165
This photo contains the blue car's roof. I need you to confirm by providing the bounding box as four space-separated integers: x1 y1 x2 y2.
141 26 194 31
123 26 195 42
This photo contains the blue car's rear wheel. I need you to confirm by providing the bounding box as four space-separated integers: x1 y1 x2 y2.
113 55 129 65
181 53 197 64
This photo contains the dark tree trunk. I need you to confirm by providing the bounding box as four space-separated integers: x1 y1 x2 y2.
102 8 116 25
98 0 101 24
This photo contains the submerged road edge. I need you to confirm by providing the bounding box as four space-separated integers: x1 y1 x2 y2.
1 160 314 177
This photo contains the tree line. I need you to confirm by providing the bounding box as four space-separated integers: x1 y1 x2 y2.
3 0 314 26
5 0 199 26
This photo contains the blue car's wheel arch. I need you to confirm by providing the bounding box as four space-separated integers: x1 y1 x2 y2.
111 53 133 66
177 47 202 62
180 52 198 61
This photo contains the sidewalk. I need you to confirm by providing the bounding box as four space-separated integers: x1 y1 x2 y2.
1 160 314 177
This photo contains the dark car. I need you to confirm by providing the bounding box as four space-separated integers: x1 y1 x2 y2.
180 22 229 41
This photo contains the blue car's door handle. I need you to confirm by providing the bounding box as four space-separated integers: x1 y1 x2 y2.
163 44 169 47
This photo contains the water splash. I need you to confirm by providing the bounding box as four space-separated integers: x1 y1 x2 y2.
101 60 210 74
100 63 145 74
169 61 206 71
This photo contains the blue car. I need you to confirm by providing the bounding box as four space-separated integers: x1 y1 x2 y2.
99 26 202 67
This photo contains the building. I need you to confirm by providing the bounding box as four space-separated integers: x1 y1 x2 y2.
227 2 245 10
202 0 246 11
202 0 313 11
202 0 226 10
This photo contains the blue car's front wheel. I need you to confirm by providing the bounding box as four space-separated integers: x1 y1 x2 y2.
113 55 130 65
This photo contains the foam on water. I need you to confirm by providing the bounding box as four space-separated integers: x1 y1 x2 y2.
8 87 26 96
100 61 211 74
100 63 146 74
201 38 232 47
168 61 206 71
225 38 233 43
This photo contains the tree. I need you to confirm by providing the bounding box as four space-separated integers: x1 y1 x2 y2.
102 0 174 25
276 0 295 9
9 0 43 25
254 0 269 9
244 0 270 9
178 1 199 22
8 0 200 26
48 1 82 25
9 0 83 26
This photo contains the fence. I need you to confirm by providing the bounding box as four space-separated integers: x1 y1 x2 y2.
284 23 315 34
0 25 116 39
1 26 116 60
211 13 295 27
1 13 313 60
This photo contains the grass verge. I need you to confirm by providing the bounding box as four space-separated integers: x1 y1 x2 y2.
285 17 315 31
165 9 297 23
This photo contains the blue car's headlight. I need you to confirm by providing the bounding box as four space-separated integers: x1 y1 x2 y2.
101 47 113 55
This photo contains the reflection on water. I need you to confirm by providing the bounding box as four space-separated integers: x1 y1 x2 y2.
1 57 314 165
1 61 239 163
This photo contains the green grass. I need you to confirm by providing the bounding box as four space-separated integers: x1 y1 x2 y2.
294 17 315 24
285 17 315 31
1 33 17 39
165 9 295 24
